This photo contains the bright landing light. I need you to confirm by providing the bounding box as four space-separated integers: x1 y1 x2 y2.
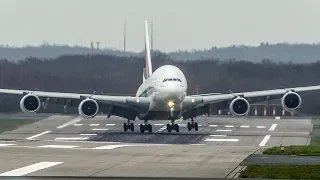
168 101 174 107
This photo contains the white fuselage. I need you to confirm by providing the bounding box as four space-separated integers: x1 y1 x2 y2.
136 65 187 120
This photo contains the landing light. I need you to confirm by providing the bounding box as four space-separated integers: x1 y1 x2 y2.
168 101 174 107
170 107 174 111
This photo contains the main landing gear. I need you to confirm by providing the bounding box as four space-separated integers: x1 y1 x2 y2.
167 120 179 132
187 118 198 131
140 120 152 133
123 120 134 132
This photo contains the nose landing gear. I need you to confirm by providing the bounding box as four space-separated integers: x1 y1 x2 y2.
187 118 198 131
166 120 179 132
123 120 134 132
140 120 152 133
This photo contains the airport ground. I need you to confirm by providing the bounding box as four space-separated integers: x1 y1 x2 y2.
0 113 315 179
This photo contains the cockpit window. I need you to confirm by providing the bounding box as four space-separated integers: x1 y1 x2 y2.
178 79 182 82
162 79 167 82
173 78 177 81
168 78 173 81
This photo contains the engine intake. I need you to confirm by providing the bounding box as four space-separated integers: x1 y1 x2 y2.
229 97 250 116
281 92 301 112
20 94 41 113
78 98 99 118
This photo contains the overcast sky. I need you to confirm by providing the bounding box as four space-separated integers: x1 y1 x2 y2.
0 0 319 52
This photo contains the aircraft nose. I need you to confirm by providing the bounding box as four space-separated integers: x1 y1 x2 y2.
160 83 185 102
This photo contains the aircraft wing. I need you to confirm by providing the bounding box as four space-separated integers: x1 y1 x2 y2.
0 89 150 119
182 85 320 118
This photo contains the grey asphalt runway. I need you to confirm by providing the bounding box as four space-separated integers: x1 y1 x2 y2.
241 154 320 165
0 114 313 178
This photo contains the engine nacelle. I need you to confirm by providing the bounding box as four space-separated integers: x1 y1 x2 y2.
281 92 302 112
20 94 41 113
78 98 99 118
229 97 250 116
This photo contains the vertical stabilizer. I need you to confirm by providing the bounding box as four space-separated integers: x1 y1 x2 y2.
144 20 153 80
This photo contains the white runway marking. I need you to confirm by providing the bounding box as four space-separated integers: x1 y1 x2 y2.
26 131 51 140
0 161 63 176
89 124 100 126
80 134 97 136
55 137 89 141
259 135 271 146
225 125 234 128
210 135 227 137
178 124 187 127
57 117 81 129
92 128 108 131
209 125 218 127
216 129 232 132
157 126 166 132
256 126 266 129
154 124 164 126
105 124 115 126
269 124 278 131
73 124 83 126
240 125 250 128
205 138 239 142
38 145 79 149
92 145 131 150
0 144 15 147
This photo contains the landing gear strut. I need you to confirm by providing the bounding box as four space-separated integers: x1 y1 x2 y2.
123 120 134 132
140 120 152 133
166 120 179 132
187 118 198 131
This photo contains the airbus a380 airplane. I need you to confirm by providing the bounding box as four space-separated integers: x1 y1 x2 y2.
1 21 320 133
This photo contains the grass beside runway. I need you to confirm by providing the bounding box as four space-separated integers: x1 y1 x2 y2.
240 165 320 179
0 119 37 133
262 145 320 156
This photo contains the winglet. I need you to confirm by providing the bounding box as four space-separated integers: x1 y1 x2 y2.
144 20 153 78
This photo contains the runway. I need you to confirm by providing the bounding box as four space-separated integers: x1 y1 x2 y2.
0 114 312 178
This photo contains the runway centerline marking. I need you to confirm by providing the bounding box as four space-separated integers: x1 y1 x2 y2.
269 124 278 131
209 125 218 127
0 161 63 176
256 126 266 129
259 135 271 146
216 129 232 132
157 126 166 132
57 117 81 129
240 125 250 128
92 128 108 131
38 145 79 149
225 125 234 128
55 137 89 141
210 135 227 137
205 138 239 142
80 134 97 136
90 124 100 126
105 124 115 126
26 131 51 140
0 144 15 147
154 124 164 126
92 145 131 150
73 124 83 126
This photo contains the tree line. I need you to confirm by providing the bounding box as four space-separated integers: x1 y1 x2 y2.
0 53 320 115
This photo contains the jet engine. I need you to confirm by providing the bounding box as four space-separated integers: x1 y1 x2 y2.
281 91 302 112
20 94 41 113
78 98 99 118
229 97 250 116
